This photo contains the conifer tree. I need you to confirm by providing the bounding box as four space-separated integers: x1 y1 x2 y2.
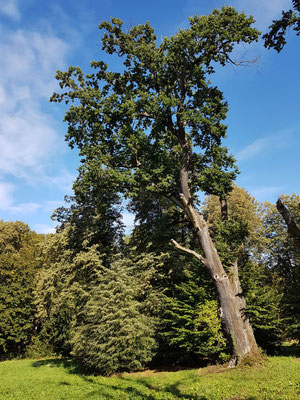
71 258 157 375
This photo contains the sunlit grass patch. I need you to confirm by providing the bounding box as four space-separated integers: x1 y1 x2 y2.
0 355 299 399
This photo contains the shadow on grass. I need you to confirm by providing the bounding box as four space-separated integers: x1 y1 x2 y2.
31 358 208 399
84 378 209 400
32 358 88 375
31 358 261 400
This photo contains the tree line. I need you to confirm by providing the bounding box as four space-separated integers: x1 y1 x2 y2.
0 3 299 375
1 188 299 373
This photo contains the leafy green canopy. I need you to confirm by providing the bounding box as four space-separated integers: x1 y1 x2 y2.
51 7 259 204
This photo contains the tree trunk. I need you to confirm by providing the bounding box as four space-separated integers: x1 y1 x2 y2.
172 129 260 367
176 194 260 366
173 119 260 366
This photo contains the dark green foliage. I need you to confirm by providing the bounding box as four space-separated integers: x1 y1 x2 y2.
52 161 123 260
240 260 283 353
159 260 228 365
71 258 157 375
127 195 229 364
0 221 41 359
263 0 300 51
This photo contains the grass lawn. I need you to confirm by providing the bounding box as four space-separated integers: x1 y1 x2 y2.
0 355 299 399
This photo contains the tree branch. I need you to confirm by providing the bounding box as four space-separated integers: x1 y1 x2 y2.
170 239 206 264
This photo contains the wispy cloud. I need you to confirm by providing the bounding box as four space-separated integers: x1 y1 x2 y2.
237 138 268 162
42 170 76 194
0 108 58 177
250 186 283 202
0 30 68 100
0 182 15 210
234 0 291 30
10 202 41 214
0 0 20 21
237 128 297 162
0 181 40 214
0 27 73 189
0 178 68 217
43 200 65 213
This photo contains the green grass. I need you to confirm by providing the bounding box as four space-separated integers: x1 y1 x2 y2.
0 356 299 399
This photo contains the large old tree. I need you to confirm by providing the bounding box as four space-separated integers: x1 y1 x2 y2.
52 7 261 365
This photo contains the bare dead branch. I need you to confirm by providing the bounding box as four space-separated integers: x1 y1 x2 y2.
170 239 206 264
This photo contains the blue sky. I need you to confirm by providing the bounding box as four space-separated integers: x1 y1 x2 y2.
0 0 299 233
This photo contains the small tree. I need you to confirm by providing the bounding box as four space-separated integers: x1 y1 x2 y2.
52 7 261 365
71 259 156 375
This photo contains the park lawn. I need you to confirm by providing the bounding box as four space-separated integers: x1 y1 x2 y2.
0 356 299 400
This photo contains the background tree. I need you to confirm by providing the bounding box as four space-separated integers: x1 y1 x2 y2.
51 7 261 365
263 0 300 51
262 194 300 340
52 160 123 260
34 229 105 355
0 221 41 359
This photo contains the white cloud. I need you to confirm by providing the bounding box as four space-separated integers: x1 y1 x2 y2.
0 182 15 210
43 200 65 213
9 202 41 214
234 0 291 30
0 0 20 21
250 186 283 201
237 138 268 162
0 27 72 188
237 128 296 162
0 30 68 100
0 109 58 177
43 170 76 194
0 181 40 214
33 223 56 234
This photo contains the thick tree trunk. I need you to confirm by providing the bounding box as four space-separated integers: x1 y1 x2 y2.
175 194 260 366
173 118 260 366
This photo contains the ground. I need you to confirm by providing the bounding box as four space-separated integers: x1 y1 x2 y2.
0 348 299 400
